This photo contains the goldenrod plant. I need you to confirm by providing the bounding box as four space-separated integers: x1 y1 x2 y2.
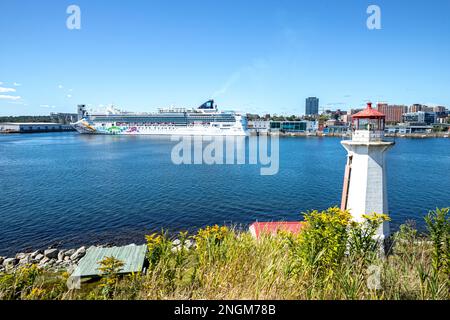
97 256 124 299
424 208 449 277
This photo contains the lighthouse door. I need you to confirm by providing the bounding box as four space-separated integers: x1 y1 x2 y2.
340 154 353 211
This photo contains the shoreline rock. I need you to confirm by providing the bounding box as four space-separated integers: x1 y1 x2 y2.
0 246 89 273
44 248 59 259
0 239 194 274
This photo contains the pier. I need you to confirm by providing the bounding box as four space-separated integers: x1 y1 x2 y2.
0 122 75 134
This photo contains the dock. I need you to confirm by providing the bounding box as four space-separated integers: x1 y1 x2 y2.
0 122 75 133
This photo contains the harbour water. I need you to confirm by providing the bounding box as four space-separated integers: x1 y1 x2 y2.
0 132 449 256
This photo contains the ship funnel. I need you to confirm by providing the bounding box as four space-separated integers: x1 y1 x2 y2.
198 100 215 110
77 104 87 120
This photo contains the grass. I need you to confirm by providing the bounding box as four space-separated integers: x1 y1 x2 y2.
0 207 448 300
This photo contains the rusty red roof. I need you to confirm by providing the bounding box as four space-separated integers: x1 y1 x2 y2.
249 221 305 239
352 102 385 118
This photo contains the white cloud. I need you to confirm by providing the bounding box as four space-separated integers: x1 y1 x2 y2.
40 104 56 109
3 100 25 105
67 94 72 98
0 87 16 93
211 59 269 99
212 71 241 98
0 95 21 100
58 84 63 89
13 82 21 86
0 82 3 85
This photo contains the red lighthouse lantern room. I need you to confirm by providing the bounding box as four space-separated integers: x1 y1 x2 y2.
351 102 386 132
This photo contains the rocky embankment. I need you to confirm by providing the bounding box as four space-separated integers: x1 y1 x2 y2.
0 239 194 274
0 247 88 273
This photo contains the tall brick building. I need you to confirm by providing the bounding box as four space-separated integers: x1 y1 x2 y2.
376 103 407 124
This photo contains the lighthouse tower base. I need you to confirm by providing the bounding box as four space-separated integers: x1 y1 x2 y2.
341 139 394 240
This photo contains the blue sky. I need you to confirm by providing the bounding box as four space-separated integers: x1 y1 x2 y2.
1 0 450 116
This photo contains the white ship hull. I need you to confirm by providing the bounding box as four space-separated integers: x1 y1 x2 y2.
72 122 248 136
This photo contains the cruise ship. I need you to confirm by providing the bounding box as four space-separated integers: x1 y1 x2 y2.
72 100 248 136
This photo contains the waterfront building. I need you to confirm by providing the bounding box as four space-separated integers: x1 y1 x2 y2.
0 122 74 133
247 120 271 134
325 119 346 127
340 102 394 240
306 120 319 132
323 125 349 134
376 103 407 124
305 97 319 116
433 106 446 113
323 117 349 134
437 113 450 124
434 108 448 123
385 124 433 134
270 121 308 132
323 119 349 134
402 111 437 125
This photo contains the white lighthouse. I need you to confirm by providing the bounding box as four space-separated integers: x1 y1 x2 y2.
340 102 394 240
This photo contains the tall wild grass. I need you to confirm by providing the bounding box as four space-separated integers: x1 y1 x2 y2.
0 207 448 300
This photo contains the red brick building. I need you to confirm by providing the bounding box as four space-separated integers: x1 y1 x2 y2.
376 103 406 123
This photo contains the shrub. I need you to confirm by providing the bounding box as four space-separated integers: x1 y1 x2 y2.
424 208 449 276
97 256 125 299
392 220 419 258
145 231 172 267
293 208 390 278
194 225 230 264
0 264 41 300
194 225 229 246
296 207 351 275
348 213 390 261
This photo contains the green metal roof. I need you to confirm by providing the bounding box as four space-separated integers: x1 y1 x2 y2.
71 244 147 278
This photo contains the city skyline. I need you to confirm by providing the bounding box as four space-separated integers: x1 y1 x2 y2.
1 0 450 116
